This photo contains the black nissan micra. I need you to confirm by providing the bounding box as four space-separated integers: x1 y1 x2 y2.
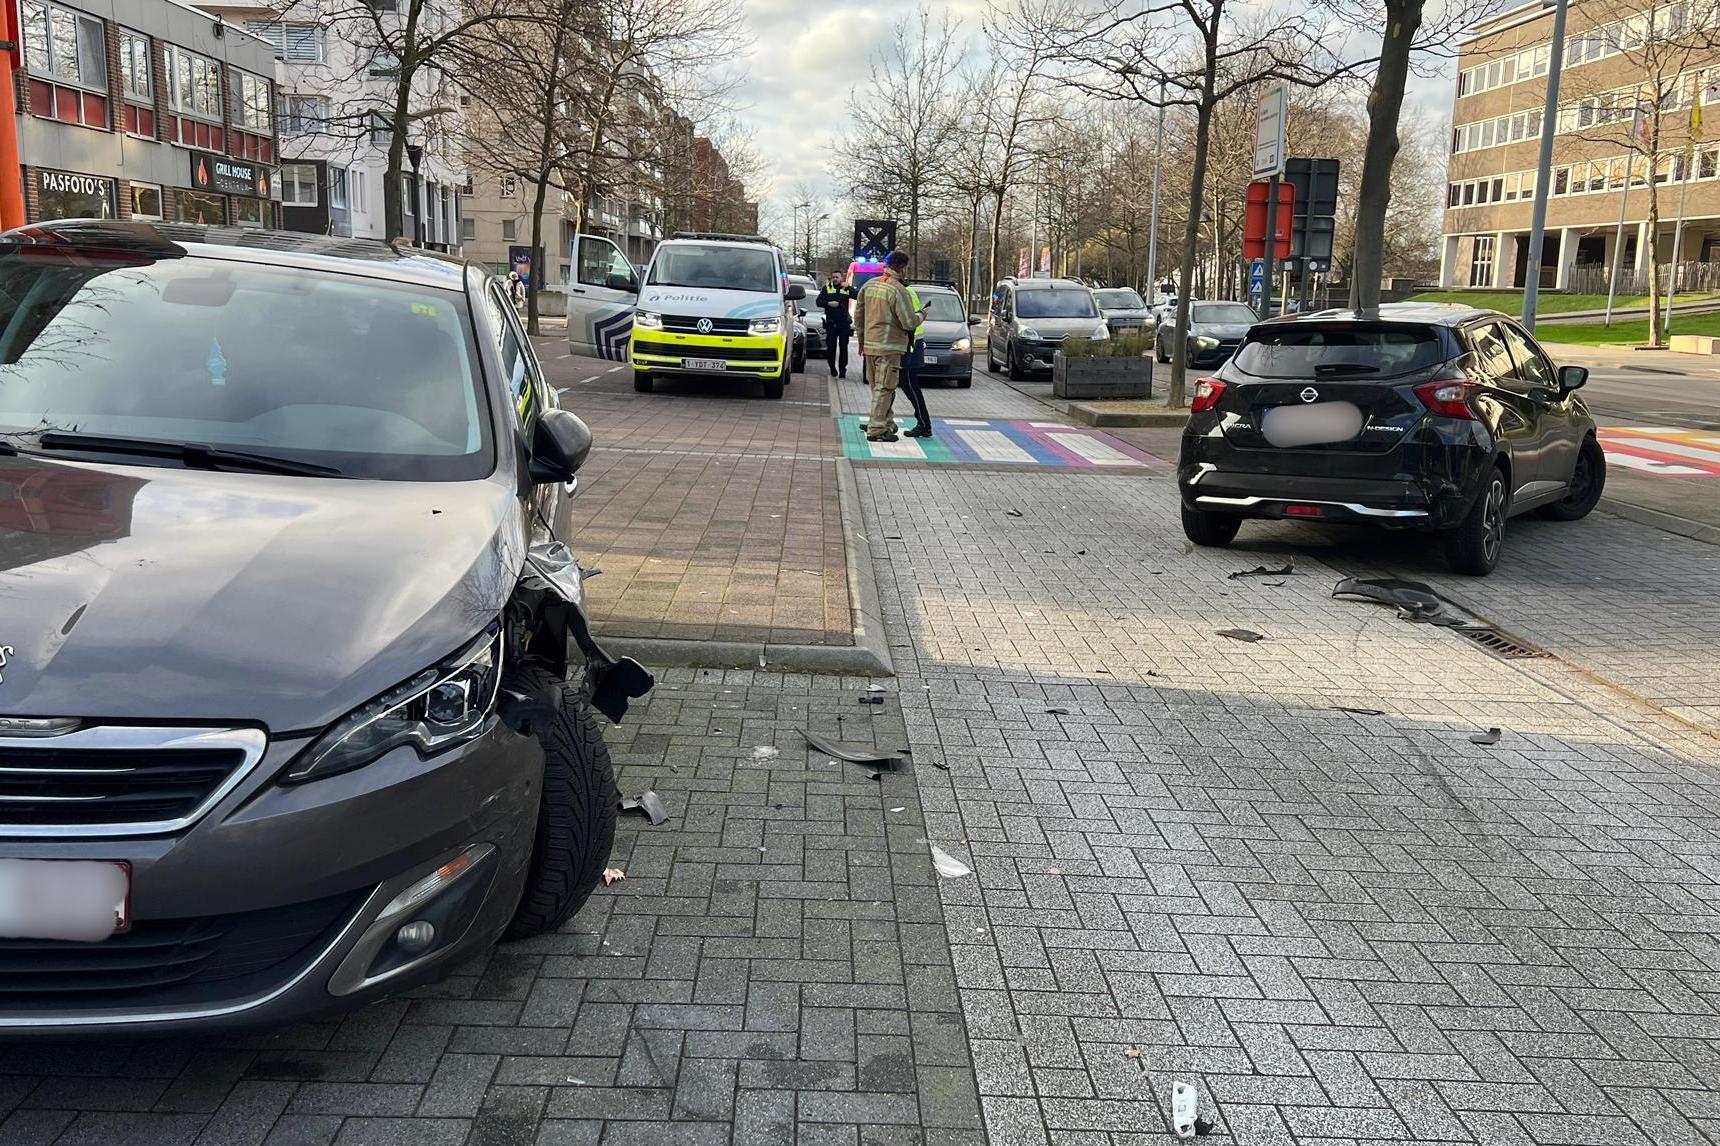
1177 304 1605 575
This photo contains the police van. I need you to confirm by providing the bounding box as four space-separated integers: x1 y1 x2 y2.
564 231 805 400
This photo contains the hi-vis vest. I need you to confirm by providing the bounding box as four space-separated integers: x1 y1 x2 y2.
906 286 925 339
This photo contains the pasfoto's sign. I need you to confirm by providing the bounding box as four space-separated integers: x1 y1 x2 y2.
189 152 272 198
1251 83 1288 179
41 171 111 197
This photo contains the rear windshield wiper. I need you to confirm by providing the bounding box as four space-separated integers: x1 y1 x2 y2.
35 432 343 477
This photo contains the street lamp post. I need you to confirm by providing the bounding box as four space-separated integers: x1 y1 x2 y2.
1521 0 1570 332
406 143 425 249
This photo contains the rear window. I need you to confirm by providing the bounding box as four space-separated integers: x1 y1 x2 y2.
1231 325 1445 379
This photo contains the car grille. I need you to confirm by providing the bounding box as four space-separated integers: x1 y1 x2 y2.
0 890 363 1008
633 339 778 363
0 727 266 834
661 315 750 334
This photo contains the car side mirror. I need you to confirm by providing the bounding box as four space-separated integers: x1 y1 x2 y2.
530 409 592 484
786 284 806 301
1558 364 1588 392
605 272 637 293
968 314 983 325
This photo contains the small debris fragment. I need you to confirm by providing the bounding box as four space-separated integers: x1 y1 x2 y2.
1045 707 1071 715
758 654 767 668
1076 549 1087 556
865 771 882 781
889 806 905 813
1471 727 1503 745
1331 706 1386 716
1172 1080 1199 1139
1124 1045 1142 1059
1216 628 1265 642
930 845 973 878
1194 1118 1215 1136
619 791 669 826
929 760 950 771
1004 508 1023 517
1228 561 1295 579
751 745 780 762
859 696 884 706
866 684 886 693
1048 867 1063 876
803 729 908 768
602 868 626 886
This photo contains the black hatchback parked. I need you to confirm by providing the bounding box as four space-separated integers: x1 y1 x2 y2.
1177 304 1605 575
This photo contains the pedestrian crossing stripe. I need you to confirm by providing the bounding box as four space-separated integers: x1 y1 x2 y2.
1598 427 1720 476
838 416 1166 468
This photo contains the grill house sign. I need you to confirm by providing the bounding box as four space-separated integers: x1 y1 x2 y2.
189 152 271 197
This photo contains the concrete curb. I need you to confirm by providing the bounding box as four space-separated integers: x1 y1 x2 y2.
1597 497 1720 547
597 381 895 677
1067 404 1190 428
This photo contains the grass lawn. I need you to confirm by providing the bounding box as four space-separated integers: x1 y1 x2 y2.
1408 289 1720 315
1534 311 1720 346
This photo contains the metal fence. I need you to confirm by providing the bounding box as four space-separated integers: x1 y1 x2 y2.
1565 261 1720 296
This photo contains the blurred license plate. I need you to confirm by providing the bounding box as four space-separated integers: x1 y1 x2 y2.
924 354 940 364
0 860 129 941
684 358 728 371
1262 401 1364 448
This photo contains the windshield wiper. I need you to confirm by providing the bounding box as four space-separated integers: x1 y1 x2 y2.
35 432 343 476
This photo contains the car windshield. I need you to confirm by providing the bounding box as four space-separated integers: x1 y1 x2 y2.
0 252 490 481
1015 289 1097 319
918 291 966 322
1193 303 1258 324
1231 325 1444 379
1095 289 1145 309
648 244 777 292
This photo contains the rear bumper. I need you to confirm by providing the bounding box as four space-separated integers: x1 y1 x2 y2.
1180 466 1441 526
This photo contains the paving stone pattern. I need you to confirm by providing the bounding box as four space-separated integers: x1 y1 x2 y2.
861 464 1720 1145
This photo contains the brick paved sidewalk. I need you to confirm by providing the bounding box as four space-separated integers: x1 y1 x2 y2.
535 345 852 648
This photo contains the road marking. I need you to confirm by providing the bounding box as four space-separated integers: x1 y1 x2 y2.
865 436 929 460
956 429 1036 463
1047 432 1138 466
606 365 623 373
837 415 1168 468
1599 427 1720 476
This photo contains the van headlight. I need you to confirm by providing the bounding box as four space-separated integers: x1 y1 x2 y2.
1017 325 1042 340
1091 324 1111 339
952 337 971 352
283 628 504 784
749 316 782 335
634 311 663 329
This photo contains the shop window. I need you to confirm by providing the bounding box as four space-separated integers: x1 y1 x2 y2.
130 182 163 220
176 190 226 225
39 170 113 218
281 163 318 207
234 197 264 227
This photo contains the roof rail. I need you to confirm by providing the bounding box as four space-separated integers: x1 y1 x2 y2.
908 278 960 291
670 231 773 244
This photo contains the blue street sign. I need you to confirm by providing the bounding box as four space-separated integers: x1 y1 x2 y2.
1249 259 1266 289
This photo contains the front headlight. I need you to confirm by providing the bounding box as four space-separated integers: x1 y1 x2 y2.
283 628 504 784
1017 325 1042 340
951 337 971 352
1193 334 1219 349
1091 324 1111 340
749 316 782 335
634 310 663 329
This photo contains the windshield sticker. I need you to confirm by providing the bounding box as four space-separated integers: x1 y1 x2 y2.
207 336 227 387
412 302 437 316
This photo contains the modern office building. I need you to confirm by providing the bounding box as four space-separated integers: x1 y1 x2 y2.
1441 0 1720 290
13 0 280 227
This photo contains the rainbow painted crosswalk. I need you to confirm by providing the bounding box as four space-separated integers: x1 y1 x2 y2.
838 417 1168 469
1599 427 1720 476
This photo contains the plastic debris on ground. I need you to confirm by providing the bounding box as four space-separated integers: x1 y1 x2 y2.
751 745 780 762
1172 1080 1199 1139
1228 561 1295 579
601 868 626 886
1332 706 1385 716
930 845 973 878
803 729 909 768
619 790 669 825
1332 576 1466 626
1216 628 1265 642
1471 727 1503 744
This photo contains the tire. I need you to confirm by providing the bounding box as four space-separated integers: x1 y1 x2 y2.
1445 465 1509 576
1539 436 1605 521
1006 343 1025 381
762 376 785 399
985 338 998 372
502 666 617 941
1181 504 1242 547
956 374 973 389
633 372 653 393
1156 341 1169 364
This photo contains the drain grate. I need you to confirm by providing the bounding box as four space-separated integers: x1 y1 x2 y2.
1452 625 1551 660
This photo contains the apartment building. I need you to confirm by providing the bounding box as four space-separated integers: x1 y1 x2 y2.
196 0 465 248
1442 0 1720 290
14 0 279 227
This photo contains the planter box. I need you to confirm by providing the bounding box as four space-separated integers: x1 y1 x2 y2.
1669 334 1720 355
1052 354 1153 399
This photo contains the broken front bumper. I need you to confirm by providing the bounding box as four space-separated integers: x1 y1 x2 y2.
522 541 654 722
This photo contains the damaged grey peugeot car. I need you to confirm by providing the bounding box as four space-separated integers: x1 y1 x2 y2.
0 221 652 1034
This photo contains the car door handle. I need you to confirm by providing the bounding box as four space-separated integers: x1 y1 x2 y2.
568 286 586 294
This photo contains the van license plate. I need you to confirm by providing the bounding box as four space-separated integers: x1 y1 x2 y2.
683 358 727 371
0 860 130 941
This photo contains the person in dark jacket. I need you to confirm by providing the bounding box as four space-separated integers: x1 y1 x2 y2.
817 272 857 378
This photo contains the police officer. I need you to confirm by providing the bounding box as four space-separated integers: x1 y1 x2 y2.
817 272 857 378
898 283 932 438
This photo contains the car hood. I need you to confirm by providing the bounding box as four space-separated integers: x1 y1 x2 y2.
1020 316 1104 337
923 318 969 341
638 284 783 320
0 455 524 732
1192 321 1254 338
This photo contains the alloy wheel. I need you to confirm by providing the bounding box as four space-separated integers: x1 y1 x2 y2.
1482 478 1506 564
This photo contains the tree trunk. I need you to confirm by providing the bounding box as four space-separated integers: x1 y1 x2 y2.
1647 162 1663 345
1351 0 1424 310
384 90 411 242
528 173 550 335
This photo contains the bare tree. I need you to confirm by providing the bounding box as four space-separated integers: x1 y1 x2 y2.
833 8 964 261
976 4 1060 290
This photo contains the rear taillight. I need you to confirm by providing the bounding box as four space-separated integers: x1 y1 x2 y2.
1413 377 1479 419
1190 377 1227 413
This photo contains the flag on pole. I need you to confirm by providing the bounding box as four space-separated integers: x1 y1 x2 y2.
1692 97 1704 143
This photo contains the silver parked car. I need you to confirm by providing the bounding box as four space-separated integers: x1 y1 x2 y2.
985 277 1111 379
1094 287 1151 336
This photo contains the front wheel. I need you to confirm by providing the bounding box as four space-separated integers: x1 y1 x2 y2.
1445 467 1509 576
1539 436 1605 521
633 372 653 393
956 374 973 389
503 667 618 941
1181 504 1241 547
1007 343 1026 381
762 376 785 399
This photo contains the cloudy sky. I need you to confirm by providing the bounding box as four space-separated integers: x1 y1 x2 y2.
727 0 1461 224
